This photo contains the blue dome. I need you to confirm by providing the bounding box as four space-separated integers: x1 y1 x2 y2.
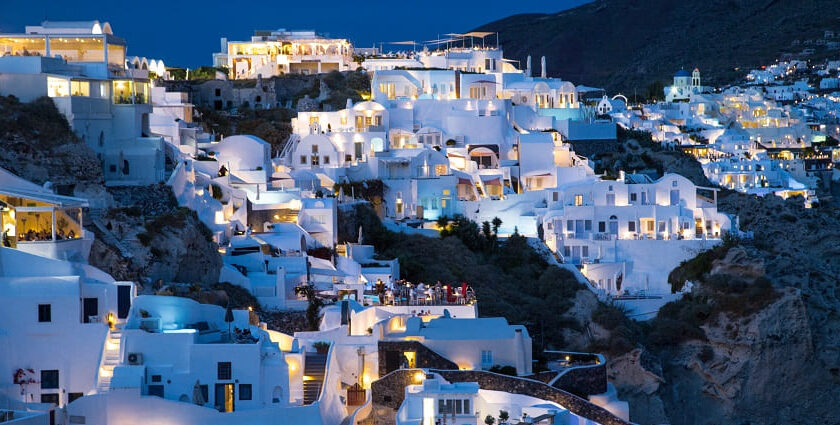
674 69 691 78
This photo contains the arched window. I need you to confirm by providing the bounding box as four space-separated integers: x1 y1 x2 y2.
608 215 618 235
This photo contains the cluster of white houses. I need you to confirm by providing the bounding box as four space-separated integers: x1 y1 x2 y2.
0 161 629 424
2 19 793 425
612 66 840 208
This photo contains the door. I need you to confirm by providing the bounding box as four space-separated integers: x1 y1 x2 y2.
608 217 618 236
83 298 98 323
215 383 235 412
117 285 131 319
670 190 680 206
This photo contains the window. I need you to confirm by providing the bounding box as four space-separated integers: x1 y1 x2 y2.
68 392 83 403
311 144 319 154
582 246 589 257
41 370 59 389
672 180 678 187
658 221 666 232
151 375 162 383
345 154 352 162
646 221 655 232
47 77 69 97
323 156 330 165
566 220 574 232
584 220 592 231
38 304 51 322
41 394 59 405
628 221 636 232
239 384 252 400
70 80 90 97
599 221 606 232
574 194 583 206
215 88 221 97
300 156 307 165
480 350 493 367
311 155 320 166
435 164 448 176
463 399 471 414
217 362 232 380
630 193 637 202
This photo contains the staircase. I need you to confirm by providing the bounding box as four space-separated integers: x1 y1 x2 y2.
302 352 327 405
96 323 123 393
88 211 134 259
278 134 301 166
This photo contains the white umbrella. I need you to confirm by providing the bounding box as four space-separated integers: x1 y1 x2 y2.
192 380 206 405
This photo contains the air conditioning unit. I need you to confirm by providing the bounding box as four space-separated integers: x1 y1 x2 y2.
127 352 143 365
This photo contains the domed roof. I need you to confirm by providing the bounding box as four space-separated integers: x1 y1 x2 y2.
674 69 691 78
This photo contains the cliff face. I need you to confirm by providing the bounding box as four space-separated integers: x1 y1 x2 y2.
602 192 840 425
1 95 222 287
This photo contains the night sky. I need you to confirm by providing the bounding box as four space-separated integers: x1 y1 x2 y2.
1 0 589 68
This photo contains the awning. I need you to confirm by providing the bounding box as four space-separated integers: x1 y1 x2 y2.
480 176 502 186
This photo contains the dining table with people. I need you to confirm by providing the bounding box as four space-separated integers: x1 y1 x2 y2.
375 279 475 306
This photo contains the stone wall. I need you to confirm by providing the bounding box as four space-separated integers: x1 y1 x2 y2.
377 341 458 377
435 370 631 425
552 363 607 398
372 369 632 425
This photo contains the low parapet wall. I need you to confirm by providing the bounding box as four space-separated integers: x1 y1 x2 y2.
371 369 633 425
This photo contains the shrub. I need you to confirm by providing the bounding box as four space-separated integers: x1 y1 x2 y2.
210 184 223 200
488 365 518 376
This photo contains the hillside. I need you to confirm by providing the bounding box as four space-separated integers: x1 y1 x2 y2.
474 0 840 93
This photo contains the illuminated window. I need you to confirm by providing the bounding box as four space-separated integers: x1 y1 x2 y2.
47 77 69 97
70 80 90 97
574 194 583 206
435 164 448 176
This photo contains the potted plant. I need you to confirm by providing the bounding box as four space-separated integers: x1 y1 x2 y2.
312 341 331 354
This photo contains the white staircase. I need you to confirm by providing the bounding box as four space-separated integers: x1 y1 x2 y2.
96 323 123 393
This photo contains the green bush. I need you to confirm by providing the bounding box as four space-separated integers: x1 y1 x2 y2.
488 365 518 376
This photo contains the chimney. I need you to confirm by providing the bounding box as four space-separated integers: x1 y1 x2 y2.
514 328 526 374
541 56 546 78
526 56 532 77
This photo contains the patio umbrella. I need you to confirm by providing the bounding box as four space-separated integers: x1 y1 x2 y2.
224 304 234 342
192 380 206 405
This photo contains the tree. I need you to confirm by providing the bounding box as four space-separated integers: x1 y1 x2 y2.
491 217 502 234
294 284 324 331
498 410 509 424
484 415 496 425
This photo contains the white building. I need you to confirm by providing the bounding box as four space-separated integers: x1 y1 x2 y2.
0 21 165 186
397 374 601 425
215 29 354 79
664 69 702 102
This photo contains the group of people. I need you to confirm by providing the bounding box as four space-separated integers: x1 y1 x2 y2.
374 279 475 306
22 228 76 241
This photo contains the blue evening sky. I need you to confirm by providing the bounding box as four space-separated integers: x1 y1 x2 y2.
0 0 589 68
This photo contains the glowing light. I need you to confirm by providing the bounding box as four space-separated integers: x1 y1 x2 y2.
413 371 425 384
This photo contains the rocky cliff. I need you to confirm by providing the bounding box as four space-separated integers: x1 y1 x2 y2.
0 95 222 288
